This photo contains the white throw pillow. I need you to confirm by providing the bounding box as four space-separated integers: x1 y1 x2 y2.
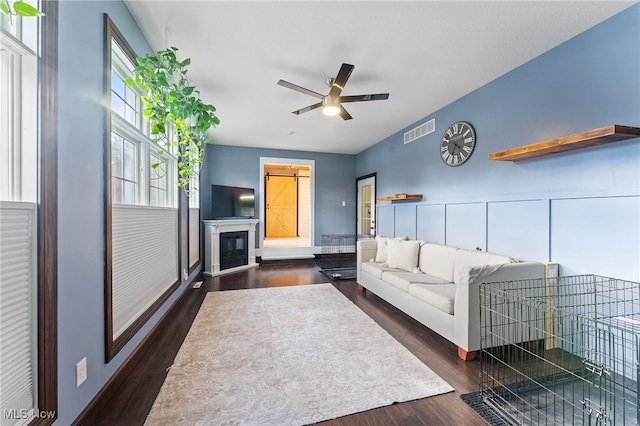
374 235 408 263
375 236 389 263
386 239 421 272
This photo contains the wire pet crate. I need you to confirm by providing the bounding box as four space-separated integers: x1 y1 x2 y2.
317 234 374 281
479 274 640 425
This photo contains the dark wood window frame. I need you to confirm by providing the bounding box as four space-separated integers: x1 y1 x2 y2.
103 15 182 361
35 0 58 424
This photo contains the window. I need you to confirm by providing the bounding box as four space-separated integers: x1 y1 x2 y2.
1 2 58 424
188 158 200 269
109 38 176 208
110 133 137 204
105 15 180 360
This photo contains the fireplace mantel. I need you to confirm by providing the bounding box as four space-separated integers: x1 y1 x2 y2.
203 219 260 276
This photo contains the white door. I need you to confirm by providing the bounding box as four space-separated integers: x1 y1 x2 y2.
357 175 376 236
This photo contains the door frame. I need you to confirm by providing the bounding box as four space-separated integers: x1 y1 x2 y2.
356 173 376 236
259 157 315 250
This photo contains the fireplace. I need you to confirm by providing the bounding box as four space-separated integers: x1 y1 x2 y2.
203 219 259 276
220 231 248 270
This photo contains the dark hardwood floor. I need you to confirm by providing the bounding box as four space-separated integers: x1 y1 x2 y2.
85 260 486 425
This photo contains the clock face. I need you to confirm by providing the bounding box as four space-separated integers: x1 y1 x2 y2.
440 121 476 167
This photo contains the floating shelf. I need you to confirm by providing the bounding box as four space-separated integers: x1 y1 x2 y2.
377 193 423 202
489 124 640 161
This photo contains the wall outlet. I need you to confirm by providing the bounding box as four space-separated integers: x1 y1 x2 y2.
193 281 203 289
182 269 188 280
76 357 87 387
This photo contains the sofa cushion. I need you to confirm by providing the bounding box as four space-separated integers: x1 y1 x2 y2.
382 271 451 292
374 235 408 263
386 239 421 272
361 261 395 280
408 283 457 315
418 243 458 282
453 249 515 284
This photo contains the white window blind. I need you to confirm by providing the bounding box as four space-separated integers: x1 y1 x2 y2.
111 205 178 338
0 202 37 424
188 208 199 267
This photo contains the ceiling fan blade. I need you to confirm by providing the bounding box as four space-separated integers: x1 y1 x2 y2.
338 105 353 121
277 80 324 99
328 63 354 98
292 102 322 115
339 93 389 103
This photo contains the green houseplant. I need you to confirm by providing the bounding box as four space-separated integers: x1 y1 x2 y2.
126 47 220 194
0 0 44 22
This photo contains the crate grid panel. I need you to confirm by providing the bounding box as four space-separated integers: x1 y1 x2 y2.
479 274 640 425
317 234 374 280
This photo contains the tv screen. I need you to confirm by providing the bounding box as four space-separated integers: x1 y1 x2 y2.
211 185 255 219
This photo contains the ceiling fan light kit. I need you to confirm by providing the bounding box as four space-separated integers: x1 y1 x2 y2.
322 96 340 116
278 63 389 120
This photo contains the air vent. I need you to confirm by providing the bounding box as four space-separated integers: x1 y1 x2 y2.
404 118 435 144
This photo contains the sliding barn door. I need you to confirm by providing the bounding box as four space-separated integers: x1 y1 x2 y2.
266 175 297 238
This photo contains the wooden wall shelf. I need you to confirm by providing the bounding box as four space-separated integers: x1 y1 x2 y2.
489 125 640 161
377 193 423 202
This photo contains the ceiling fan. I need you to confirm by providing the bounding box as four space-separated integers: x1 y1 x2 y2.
277 63 389 120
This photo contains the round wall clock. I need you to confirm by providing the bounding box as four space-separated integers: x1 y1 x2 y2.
440 121 476 167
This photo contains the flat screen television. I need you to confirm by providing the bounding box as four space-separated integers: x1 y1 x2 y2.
211 184 255 219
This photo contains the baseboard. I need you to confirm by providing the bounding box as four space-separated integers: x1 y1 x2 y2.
71 278 197 425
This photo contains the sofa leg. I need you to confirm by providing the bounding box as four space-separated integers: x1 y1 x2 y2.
458 347 477 361
357 284 366 292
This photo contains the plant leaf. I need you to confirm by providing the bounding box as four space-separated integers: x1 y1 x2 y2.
0 1 11 16
13 1 44 16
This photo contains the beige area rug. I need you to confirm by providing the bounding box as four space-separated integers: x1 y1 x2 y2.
144 284 454 425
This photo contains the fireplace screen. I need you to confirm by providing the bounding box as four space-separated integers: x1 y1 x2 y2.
219 231 248 270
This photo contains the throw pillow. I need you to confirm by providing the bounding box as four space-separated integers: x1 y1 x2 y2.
374 235 408 263
386 239 421 272
375 235 389 263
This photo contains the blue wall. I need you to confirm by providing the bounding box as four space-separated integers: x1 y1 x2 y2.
57 2 199 424
201 144 357 244
356 5 640 281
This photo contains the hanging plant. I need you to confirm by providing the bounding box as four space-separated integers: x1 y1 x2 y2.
0 0 45 23
126 47 220 194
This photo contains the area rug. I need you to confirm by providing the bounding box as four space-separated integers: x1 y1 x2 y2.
145 284 453 425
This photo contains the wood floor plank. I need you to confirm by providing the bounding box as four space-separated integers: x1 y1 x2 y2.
83 260 486 425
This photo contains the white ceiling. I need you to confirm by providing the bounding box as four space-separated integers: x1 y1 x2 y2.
124 1 635 155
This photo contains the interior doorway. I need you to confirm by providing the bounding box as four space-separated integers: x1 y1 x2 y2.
260 157 315 259
357 173 376 236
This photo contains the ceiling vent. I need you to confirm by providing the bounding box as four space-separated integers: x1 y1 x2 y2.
404 118 435 144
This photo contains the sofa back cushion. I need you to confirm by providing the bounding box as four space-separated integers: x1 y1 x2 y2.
386 239 421 272
418 243 458 282
453 249 515 284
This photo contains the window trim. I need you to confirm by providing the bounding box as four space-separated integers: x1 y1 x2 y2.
104 14 182 361
36 0 59 424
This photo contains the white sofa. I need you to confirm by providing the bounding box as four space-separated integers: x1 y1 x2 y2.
357 237 547 360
